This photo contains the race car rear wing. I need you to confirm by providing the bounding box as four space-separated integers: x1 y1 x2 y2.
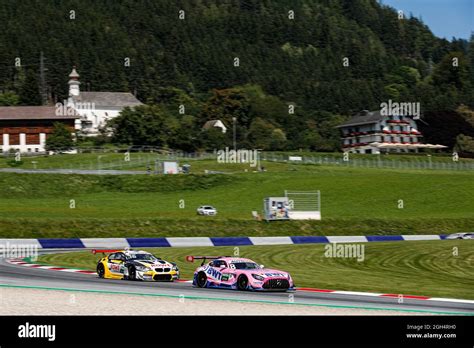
91 249 122 255
185 255 231 266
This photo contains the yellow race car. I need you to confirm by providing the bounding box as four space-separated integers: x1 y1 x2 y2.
94 249 179 281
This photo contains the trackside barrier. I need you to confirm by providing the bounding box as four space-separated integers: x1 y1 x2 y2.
0 235 449 249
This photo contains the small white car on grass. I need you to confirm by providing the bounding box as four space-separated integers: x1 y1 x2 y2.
197 205 217 216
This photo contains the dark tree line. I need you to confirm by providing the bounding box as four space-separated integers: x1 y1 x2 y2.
0 0 472 151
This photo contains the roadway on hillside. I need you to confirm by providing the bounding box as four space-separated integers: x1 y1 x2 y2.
0 168 147 175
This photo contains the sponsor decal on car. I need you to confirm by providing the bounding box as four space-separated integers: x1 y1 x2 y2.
221 274 232 281
205 266 222 281
264 273 286 277
110 263 122 272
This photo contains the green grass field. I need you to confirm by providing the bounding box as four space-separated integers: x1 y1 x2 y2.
1 158 474 237
36 240 474 300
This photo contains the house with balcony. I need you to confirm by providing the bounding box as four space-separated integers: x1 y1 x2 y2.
336 110 446 154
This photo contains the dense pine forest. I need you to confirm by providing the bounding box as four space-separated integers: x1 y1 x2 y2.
0 0 473 152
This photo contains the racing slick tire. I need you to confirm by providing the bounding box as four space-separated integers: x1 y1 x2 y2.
237 275 248 291
196 272 207 288
97 263 105 278
127 265 136 281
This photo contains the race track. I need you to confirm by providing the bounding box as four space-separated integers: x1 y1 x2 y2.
1 250 473 315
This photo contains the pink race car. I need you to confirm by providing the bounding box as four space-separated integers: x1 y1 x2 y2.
186 255 294 291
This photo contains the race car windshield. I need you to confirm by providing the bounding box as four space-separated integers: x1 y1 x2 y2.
127 254 157 262
231 262 260 270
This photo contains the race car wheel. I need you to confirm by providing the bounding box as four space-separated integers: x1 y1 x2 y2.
196 272 207 288
97 263 105 278
128 266 136 281
237 275 248 291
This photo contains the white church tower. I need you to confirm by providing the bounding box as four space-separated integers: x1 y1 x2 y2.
66 66 142 136
68 66 80 97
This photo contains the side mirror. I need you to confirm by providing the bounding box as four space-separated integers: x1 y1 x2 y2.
220 264 226 268
260 264 265 269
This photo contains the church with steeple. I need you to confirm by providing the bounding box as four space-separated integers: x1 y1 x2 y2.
66 67 143 136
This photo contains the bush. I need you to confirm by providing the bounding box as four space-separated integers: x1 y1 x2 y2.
6 160 23 167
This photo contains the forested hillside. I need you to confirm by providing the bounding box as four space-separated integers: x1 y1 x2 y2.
0 0 472 151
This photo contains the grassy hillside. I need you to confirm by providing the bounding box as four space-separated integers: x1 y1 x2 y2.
1 160 474 237
37 241 474 300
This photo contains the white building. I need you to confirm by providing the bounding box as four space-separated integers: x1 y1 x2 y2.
66 67 143 136
202 119 227 133
337 110 446 154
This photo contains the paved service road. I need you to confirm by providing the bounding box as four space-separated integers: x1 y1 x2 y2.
0 168 148 175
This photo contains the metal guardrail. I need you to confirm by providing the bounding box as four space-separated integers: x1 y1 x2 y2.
260 153 474 171
1 149 215 171
2 147 473 172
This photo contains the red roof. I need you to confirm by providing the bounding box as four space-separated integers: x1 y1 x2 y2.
0 106 79 120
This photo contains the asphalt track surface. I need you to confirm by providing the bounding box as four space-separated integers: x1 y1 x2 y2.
0 250 473 315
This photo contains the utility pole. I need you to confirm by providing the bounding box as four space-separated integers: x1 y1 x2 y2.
39 51 48 105
232 117 237 151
